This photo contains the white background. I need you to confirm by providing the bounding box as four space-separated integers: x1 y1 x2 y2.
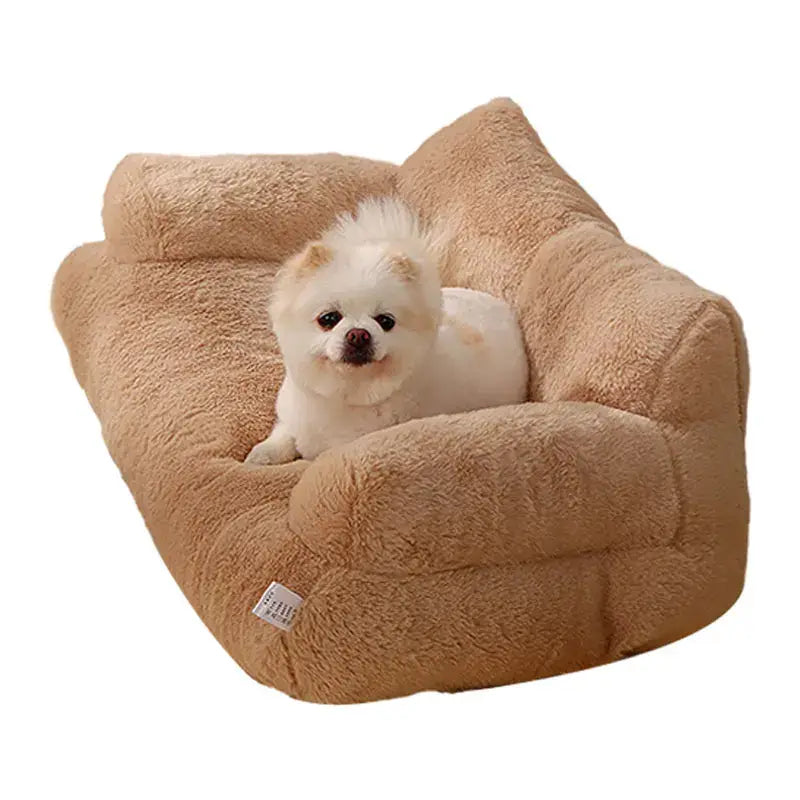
4 2 798 798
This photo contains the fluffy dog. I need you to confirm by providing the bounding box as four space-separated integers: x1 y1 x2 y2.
245 198 528 464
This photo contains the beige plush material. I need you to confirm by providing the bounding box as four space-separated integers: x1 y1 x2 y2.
52 99 749 703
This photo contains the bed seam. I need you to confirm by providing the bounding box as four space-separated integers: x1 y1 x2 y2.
106 253 279 266
294 540 679 580
715 304 747 433
646 303 719 558
280 636 301 698
138 159 166 261
646 299 744 554
655 423 685 550
648 299 713 413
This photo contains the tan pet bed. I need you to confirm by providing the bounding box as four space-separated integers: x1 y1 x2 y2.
52 99 749 703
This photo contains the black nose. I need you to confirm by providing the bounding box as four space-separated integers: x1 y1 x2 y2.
345 328 372 348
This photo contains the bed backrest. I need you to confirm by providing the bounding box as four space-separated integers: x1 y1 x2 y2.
397 98 747 428
103 153 397 264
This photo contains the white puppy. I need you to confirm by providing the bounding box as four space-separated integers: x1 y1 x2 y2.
245 198 528 464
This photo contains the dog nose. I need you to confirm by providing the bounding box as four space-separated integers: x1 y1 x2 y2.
345 328 372 348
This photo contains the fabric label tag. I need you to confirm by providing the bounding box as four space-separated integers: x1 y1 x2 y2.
251 582 303 631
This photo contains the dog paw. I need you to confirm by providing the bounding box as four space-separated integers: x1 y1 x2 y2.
244 437 297 466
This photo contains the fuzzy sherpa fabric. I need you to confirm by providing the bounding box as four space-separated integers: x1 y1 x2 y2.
52 99 749 703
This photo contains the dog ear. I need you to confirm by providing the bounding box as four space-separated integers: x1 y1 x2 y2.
388 253 420 282
287 241 333 276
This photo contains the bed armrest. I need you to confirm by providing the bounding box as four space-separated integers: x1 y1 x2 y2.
289 401 677 575
102 153 396 263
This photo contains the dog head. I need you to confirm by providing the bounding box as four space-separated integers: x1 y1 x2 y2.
269 198 443 406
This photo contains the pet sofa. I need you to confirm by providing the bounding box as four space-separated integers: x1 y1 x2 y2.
52 99 749 703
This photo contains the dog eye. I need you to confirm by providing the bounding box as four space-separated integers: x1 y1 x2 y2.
317 311 342 330
374 314 395 332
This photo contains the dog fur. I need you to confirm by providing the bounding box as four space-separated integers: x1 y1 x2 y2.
245 197 529 463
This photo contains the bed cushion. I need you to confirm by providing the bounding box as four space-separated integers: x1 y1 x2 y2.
52 99 748 703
